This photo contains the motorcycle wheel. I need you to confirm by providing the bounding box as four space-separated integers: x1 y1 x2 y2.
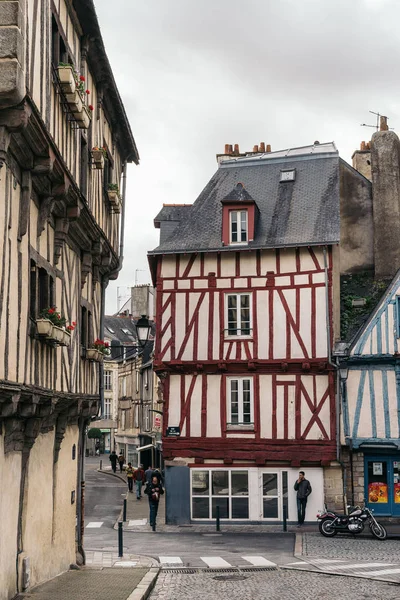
319 518 337 537
370 522 388 540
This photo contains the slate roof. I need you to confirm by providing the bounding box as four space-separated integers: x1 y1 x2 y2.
103 316 155 363
149 142 340 255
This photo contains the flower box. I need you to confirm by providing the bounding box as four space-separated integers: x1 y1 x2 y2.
52 325 65 344
75 105 91 129
91 149 105 170
86 348 100 361
62 330 71 347
107 190 121 212
36 318 53 337
57 65 76 94
65 91 83 113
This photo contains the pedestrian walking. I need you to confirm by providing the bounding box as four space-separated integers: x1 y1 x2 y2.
145 465 154 486
294 471 312 526
145 475 164 531
152 468 163 484
133 464 145 499
118 452 125 473
109 450 118 473
126 462 134 493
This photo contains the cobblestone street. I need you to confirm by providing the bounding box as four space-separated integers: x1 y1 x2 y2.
149 569 400 600
303 532 400 561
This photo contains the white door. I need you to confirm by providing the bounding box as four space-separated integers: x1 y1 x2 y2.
260 471 281 520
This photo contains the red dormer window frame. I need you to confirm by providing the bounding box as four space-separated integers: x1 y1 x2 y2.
222 202 255 246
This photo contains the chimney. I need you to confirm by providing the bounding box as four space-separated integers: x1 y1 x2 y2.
233 144 240 155
380 115 389 131
371 129 400 278
266 144 271 153
130 284 155 320
259 142 265 152
253 145 259 153
351 140 371 181
224 143 230 154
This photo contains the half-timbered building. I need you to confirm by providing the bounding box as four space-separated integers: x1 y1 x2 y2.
149 142 346 524
0 1 138 597
337 125 400 518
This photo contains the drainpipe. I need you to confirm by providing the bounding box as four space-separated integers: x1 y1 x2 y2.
323 246 347 511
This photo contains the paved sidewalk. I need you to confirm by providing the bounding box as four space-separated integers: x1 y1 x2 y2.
17 567 159 600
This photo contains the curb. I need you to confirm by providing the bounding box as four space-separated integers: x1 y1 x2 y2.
126 568 159 600
294 532 303 558
97 468 127 484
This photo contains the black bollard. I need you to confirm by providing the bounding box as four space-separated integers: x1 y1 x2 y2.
283 505 287 532
100 459 102 471
216 505 220 532
123 498 127 522
118 521 123 557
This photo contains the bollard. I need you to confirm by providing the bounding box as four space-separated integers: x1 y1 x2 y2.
216 505 220 532
283 505 287 532
100 459 102 471
123 498 127 522
118 521 123 557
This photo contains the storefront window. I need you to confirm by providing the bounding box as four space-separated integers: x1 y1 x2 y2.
191 469 249 520
367 461 388 505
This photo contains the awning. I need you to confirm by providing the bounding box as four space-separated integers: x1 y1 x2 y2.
137 444 156 452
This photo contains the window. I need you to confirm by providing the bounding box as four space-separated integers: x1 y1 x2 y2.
191 469 249 520
104 370 112 391
30 260 55 319
81 305 93 348
226 293 251 336
121 376 127 397
397 297 400 338
280 169 296 182
144 405 151 431
104 398 111 419
230 210 247 244
51 15 67 67
227 378 253 425
80 136 88 199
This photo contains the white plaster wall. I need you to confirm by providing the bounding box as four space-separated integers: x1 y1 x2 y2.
0 435 21 600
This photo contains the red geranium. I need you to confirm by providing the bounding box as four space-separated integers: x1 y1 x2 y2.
80 75 85 81
86 89 90 95
89 105 94 111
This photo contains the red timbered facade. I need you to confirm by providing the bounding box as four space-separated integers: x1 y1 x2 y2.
150 143 340 523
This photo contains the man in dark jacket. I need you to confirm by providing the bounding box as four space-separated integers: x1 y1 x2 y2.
145 475 164 531
109 451 118 473
294 471 312 526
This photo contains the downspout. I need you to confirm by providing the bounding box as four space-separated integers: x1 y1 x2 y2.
323 246 347 511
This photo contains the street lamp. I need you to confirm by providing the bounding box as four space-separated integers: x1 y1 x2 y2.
136 314 151 348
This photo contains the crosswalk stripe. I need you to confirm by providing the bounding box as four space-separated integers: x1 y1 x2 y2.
354 568 400 576
201 557 232 568
86 522 103 528
159 556 183 565
322 562 394 571
287 562 310 565
312 559 346 563
241 556 276 567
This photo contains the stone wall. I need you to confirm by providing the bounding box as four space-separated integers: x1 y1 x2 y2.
342 448 365 506
323 463 344 511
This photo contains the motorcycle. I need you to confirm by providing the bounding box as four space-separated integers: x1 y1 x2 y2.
317 504 387 540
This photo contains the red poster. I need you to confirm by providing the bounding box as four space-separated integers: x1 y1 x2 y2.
394 483 400 504
368 482 388 503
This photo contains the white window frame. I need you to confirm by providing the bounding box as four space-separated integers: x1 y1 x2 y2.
104 398 111 419
191 468 250 521
104 369 112 391
229 209 248 245
227 377 254 426
225 293 252 338
121 376 127 397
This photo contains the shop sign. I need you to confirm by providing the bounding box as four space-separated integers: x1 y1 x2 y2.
154 414 161 428
373 462 383 476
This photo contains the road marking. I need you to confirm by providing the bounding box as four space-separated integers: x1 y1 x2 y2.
114 561 138 567
128 519 147 526
201 557 232 568
322 562 394 571
86 522 103 528
287 561 309 565
312 559 346 563
354 568 400 576
159 556 183 565
241 556 276 567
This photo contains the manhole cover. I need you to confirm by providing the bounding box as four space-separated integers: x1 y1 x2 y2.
213 575 249 581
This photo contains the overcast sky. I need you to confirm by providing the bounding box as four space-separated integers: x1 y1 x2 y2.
96 0 399 314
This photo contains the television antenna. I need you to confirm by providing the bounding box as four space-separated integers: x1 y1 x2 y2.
361 111 394 131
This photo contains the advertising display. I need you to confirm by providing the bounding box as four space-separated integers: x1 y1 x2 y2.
368 482 388 503
394 483 400 504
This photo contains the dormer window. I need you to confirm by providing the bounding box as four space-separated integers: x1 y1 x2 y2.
230 210 248 244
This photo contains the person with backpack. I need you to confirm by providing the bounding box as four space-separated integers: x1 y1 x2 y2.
133 464 145 499
126 462 134 493
145 474 164 531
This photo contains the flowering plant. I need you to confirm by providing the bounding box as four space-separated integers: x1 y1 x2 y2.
88 104 94 111
93 338 111 356
107 183 120 193
66 322 77 332
39 307 76 331
92 146 107 157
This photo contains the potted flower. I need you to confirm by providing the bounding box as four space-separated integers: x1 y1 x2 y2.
57 62 76 94
37 307 74 346
65 90 83 113
91 147 107 169
87 338 110 362
75 104 91 129
63 322 76 346
36 308 55 337
107 183 121 212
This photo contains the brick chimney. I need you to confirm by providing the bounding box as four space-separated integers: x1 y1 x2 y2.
216 142 272 164
351 140 371 181
371 129 400 278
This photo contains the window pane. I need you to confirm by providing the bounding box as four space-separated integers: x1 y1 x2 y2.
263 474 278 496
243 381 251 423
263 497 278 518
230 380 239 423
240 295 250 334
192 471 209 495
231 212 238 242
232 498 249 519
212 497 229 518
193 497 209 518
227 295 237 335
212 471 229 495
240 211 247 242
231 471 248 495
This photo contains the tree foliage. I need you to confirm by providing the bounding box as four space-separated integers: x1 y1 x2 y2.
88 427 102 439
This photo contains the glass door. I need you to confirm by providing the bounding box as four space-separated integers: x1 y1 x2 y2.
260 472 280 520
